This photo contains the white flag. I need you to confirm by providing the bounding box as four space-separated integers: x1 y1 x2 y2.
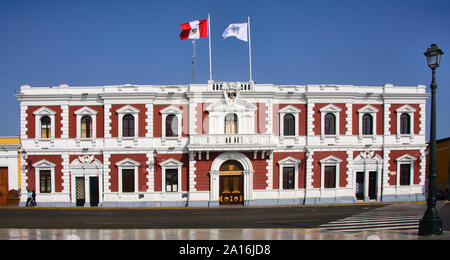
222 23 248 42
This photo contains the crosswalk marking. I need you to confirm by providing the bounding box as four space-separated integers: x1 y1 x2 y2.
318 203 430 233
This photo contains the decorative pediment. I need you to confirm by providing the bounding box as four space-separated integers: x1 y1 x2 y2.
74 106 98 115
160 105 182 115
279 105 301 114
396 105 416 113
33 106 56 116
206 99 257 112
357 104 379 113
159 158 183 168
70 155 103 169
115 158 141 167
116 105 140 114
319 104 342 113
319 155 343 164
32 159 56 169
354 151 382 161
277 156 301 166
395 154 417 162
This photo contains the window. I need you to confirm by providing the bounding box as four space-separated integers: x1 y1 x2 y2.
225 113 238 134
33 106 56 140
400 164 411 186
362 113 373 135
324 113 336 135
81 115 92 138
122 114 135 137
122 169 135 193
74 106 97 140
277 156 301 190
40 116 51 138
324 166 336 188
166 114 178 137
400 113 411 135
165 169 178 192
283 114 295 136
282 167 295 190
319 155 342 189
39 170 51 193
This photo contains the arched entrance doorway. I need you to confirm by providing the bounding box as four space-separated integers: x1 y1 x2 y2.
219 160 244 205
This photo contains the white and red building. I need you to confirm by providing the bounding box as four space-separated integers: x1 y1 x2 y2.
15 81 429 207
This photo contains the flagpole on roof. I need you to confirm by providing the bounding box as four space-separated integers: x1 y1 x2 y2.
192 39 196 84
248 16 253 82
208 13 213 82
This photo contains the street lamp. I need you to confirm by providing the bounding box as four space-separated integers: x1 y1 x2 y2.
419 44 444 236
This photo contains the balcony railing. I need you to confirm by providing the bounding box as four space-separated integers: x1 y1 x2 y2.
189 134 275 150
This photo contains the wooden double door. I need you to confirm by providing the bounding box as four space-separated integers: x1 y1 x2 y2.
0 168 7 206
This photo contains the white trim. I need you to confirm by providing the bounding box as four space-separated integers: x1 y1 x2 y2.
357 105 378 140
33 107 56 140
160 105 182 143
159 158 183 193
278 105 301 142
115 158 141 193
395 154 417 186
32 159 56 194
277 156 301 190
74 106 98 140
319 155 342 189
396 105 416 138
319 104 341 140
117 105 140 139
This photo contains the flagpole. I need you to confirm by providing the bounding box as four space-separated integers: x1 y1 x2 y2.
248 16 253 82
208 13 213 82
192 39 196 84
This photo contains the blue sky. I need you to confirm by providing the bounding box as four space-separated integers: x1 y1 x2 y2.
0 0 449 139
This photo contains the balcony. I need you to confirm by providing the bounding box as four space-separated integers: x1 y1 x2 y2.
189 134 276 151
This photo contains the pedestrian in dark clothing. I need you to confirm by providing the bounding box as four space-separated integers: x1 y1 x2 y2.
31 190 37 207
25 190 31 207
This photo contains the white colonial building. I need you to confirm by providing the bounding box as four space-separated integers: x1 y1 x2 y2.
15 81 428 207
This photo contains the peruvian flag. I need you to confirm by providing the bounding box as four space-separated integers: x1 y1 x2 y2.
180 19 208 40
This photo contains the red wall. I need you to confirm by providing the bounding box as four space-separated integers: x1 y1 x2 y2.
388 150 422 185
352 104 383 135
154 153 189 192
108 154 149 192
313 104 347 135
26 106 63 138
153 105 189 137
26 155 63 192
311 151 348 188
68 106 104 138
272 152 306 189
272 104 307 136
389 104 421 135
110 104 147 137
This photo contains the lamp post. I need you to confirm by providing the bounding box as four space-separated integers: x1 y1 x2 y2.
419 44 444 236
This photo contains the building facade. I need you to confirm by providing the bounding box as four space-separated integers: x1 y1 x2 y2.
16 82 428 207
0 137 21 206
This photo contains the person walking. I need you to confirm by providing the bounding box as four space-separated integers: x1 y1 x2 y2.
25 190 31 207
31 190 37 207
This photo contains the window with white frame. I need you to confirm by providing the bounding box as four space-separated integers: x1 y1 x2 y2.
319 104 341 137
277 156 301 190
395 154 416 186
32 159 56 194
33 107 56 139
358 104 378 137
278 105 301 138
74 106 97 139
116 105 140 138
115 158 141 193
396 105 416 136
159 158 183 193
319 155 342 189
160 106 182 140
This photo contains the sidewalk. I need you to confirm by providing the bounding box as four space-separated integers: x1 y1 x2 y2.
0 228 449 240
